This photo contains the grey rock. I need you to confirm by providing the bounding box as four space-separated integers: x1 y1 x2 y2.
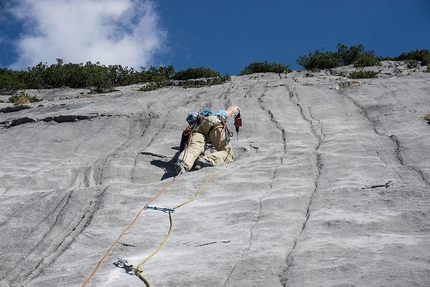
0 63 429 287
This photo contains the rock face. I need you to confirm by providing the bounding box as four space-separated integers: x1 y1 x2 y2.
0 63 429 287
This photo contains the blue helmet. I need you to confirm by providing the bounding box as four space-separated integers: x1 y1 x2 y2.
186 112 199 125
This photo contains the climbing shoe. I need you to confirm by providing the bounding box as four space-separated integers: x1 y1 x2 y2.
196 157 214 168
175 160 186 175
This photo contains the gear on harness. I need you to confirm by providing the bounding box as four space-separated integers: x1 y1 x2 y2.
234 111 242 141
179 126 193 153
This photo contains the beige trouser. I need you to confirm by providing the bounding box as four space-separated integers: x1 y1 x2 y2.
178 116 234 171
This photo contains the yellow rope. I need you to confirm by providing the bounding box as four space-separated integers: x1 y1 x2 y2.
136 210 173 287
174 161 231 209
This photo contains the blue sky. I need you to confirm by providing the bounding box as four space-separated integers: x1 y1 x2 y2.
1 0 429 75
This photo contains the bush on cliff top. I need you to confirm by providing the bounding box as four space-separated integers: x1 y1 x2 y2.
393 49 430 66
348 70 379 79
296 43 382 70
172 67 221 80
238 61 292 75
1 46 429 93
0 61 230 93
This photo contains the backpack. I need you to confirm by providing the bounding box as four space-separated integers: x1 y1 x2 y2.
186 109 227 125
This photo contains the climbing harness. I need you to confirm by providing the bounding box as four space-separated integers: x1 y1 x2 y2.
82 125 232 287
207 119 228 143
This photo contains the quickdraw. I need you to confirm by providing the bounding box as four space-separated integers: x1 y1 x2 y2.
145 206 176 213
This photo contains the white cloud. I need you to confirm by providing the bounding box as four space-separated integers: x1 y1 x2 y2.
9 0 167 70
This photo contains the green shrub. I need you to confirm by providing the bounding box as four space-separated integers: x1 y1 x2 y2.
297 43 382 70
108 64 135 86
84 61 113 93
5 45 430 92
211 74 231 84
9 91 42 105
296 49 340 71
421 55 430 66
25 62 49 89
394 49 430 66
158 65 176 80
178 75 230 88
173 67 221 80
140 65 173 84
335 43 365 65
348 70 379 79
334 72 347 77
404 59 420 69
0 68 26 93
353 53 382 67
181 80 207 89
424 113 430 122
238 61 291 75
2 61 231 91
139 83 158 91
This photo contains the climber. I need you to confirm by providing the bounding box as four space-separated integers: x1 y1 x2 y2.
175 106 241 174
